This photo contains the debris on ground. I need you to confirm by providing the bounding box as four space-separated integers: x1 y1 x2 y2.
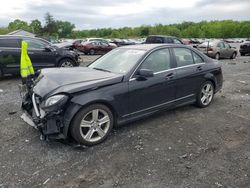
179 154 188 159
43 178 50 185
237 80 248 85
8 111 17 115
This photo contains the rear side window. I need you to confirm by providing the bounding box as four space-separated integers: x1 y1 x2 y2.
173 48 194 67
193 52 204 64
140 48 171 73
0 39 20 48
217 42 225 48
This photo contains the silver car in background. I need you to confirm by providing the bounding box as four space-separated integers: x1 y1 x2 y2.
197 41 237 60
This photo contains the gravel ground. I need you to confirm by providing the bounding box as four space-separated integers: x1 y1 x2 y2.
0 54 250 188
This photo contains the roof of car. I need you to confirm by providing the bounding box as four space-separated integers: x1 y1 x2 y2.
0 35 35 38
147 35 178 38
119 44 186 51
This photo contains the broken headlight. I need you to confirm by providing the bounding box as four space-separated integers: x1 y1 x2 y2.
42 94 69 112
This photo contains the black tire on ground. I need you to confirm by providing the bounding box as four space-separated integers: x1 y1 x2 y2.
89 49 95 55
58 58 76 67
215 53 220 60
196 81 215 108
70 104 114 146
240 53 245 56
231 52 237 59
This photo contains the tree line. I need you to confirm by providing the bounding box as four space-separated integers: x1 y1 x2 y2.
0 13 249 39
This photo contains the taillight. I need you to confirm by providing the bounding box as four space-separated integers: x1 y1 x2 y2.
207 47 213 52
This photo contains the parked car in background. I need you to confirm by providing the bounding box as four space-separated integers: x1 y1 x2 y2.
197 41 237 60
112 39 136 46
21 44 223 146
86 38 117 47
239 42 250 56
0 35 80 77
72 39 85 49
75 41 116 55
145 35 184 44
182 38 201 48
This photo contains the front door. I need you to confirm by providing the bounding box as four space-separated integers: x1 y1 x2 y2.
25 38 56 69
128 48 177 116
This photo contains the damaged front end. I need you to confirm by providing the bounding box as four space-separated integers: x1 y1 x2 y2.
20 78 70 140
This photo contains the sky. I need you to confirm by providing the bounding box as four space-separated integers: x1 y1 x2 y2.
0 0 249 30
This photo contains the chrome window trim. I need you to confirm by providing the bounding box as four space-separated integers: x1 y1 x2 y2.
129 62 206 81
122 94 195 118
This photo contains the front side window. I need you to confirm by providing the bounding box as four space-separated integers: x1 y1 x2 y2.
173 48 194 67
224 43 230 48
140 48 171 73
25 39 46 49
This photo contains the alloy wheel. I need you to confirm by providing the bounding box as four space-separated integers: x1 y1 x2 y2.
60 61 74 67
200 83 214 106
79 109 110 143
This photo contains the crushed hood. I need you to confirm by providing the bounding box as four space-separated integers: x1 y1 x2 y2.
33 67 124 98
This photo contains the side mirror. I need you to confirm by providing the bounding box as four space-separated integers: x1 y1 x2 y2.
44 46 53 52
137 69 154 78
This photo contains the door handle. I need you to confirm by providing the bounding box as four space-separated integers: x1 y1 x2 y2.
165 72 174 80
196 66 203 71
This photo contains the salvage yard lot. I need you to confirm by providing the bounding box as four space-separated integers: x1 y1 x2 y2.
0 55 250 187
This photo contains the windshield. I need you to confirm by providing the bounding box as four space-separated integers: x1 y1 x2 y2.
89 48 146 74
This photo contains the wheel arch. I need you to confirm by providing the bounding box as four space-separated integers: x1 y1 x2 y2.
57 57 76 67
63 100 118 138
204 73 217 91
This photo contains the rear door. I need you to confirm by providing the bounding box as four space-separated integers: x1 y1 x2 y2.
24 38 57 69
0 38 21 75
173 47 206 104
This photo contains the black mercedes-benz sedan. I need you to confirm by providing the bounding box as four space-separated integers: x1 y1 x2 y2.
21 44 223 146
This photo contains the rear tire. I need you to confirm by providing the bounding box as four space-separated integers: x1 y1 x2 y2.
196 81 214 108
215 53 220 60
70 104 114 146
58 58 76 67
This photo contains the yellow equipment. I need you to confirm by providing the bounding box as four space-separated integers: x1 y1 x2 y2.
20 41 34 78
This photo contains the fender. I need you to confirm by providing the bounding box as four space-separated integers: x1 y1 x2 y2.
62 87 120 137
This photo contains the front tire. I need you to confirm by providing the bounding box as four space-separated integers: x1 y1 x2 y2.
58 58 75 67
70 104 114 146
196 81 214 108
240 53 245 56
231 52 237 59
